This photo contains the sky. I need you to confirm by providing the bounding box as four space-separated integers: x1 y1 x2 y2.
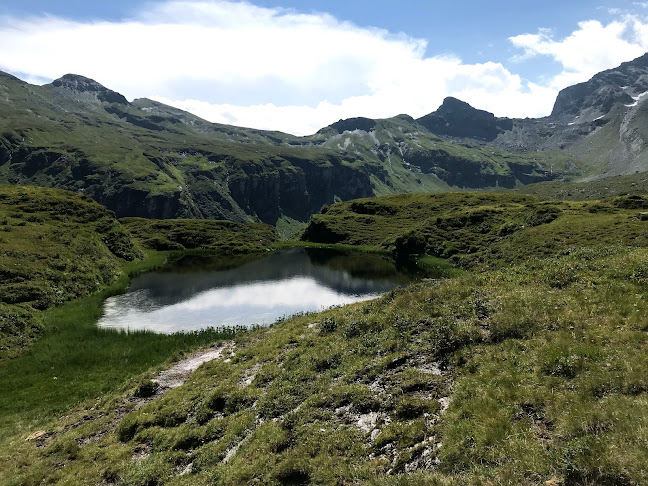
2 1 648 135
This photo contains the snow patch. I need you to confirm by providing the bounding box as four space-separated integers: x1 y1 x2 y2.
632 90 648 101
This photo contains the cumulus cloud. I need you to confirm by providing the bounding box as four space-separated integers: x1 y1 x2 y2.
2 2 648 134
510 17 648 89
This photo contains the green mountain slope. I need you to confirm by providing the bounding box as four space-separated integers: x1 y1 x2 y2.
0 72 575 226
5 192 648 484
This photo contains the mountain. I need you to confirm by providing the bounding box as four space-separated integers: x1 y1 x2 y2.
0 72 573 229
416 97 513 141
7 53 648 228
482 53 648 180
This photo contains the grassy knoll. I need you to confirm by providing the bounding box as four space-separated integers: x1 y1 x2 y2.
0 184 142 358
517 171 648 201
301 192 648 269
3 192 648 484
121 217 278 253
0 184 279 443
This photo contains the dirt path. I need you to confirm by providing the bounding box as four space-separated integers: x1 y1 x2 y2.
27 342 234 447
152 344 232 390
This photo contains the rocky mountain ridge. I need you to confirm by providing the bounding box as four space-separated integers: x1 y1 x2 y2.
5 51 648 226
0 71 570 228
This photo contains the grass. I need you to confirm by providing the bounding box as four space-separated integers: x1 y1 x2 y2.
121 217 278 253
5 243 648 484
0 251 239 441
300 191 648 269
5 189 648 484
518 171 648 200
0 184 142 358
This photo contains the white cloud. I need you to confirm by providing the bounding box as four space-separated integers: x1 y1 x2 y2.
510 17 648 90
2 2 648 134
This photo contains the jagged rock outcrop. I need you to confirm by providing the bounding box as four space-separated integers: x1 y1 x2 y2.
50 74 128 104
552 53 648 119
327 117 377 134
416 97 513 141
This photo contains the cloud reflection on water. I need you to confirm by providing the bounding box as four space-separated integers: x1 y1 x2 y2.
99 276 383 334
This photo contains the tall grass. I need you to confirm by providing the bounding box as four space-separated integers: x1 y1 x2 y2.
0 252 237 440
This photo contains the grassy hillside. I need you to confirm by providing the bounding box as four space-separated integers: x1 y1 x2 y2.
121 218 278 253
0 184 142 358
0 72 581 227
301 192 648 269
517 171 648 200
3 192 648 484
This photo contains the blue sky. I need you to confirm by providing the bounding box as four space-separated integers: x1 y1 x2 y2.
1 0 648 134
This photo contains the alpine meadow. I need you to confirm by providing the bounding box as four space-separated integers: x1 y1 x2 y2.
4 3 648 485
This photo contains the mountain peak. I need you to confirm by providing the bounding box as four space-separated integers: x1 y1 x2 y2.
437 96 473 111
416 97 512 141
551 52 648 118
322 117 377 134
50 74 128 104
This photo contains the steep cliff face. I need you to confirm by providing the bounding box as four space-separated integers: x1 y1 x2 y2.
551 53 648 119
0 68 588 224
225 157 374 223
406 149 556 188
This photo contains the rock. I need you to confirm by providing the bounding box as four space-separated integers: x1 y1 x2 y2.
552 53 648 118
438 397 451 413
325 117 376 134
356 412 380 433
416 97 512 141
51 74 128 104
545 478 564 486
26 430 47 441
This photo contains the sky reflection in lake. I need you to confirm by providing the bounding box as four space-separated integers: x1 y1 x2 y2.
97 248 419 333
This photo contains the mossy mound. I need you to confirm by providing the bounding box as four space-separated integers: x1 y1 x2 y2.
301 192 648 269
0 184 142 357
121 218 278 253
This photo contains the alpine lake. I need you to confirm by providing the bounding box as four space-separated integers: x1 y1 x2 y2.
98 247 441 334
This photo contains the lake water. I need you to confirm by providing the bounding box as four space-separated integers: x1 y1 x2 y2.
97 248 424 334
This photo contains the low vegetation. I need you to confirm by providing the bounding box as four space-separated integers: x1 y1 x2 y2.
518 171 648 201
302 192 648 269
0 184 142 358
121 218 278 253
0 184 278 443
4 189 648 484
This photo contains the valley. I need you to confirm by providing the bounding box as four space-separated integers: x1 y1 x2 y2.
4 51 648 485
3 187 648 484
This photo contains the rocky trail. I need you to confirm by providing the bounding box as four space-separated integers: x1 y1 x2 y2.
26 342 234 448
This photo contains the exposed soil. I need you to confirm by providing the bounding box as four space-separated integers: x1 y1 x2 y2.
27 342 234 448
152 343 233 390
